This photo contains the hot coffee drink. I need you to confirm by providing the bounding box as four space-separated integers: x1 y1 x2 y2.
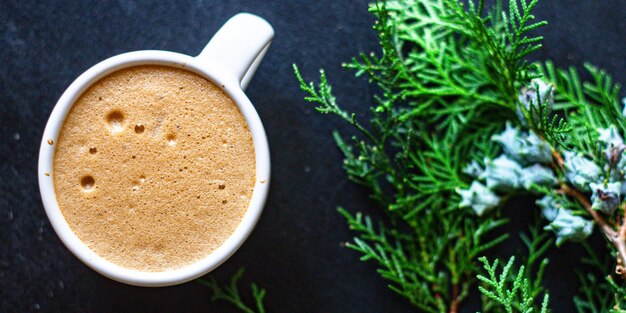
53 65 255 272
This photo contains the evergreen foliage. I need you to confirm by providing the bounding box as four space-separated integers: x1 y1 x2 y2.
294 0 549 310
295 0 624 311
478 225 551 313
197 268 266 313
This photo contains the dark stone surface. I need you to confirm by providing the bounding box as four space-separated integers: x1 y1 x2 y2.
0 1 624 312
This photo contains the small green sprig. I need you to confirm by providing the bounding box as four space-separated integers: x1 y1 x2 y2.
538 61 624 159
338 206 509 312
197 268 266 313
477 257 549 313
444 0 547 99
477 223 552 313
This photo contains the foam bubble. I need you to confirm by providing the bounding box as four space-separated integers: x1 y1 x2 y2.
81 175 95 191
166 133 176 146
134 124 145 134
106 110 125 133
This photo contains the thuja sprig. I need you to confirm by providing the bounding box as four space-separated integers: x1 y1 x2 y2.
197 268 266 313
530 62 626 278
459 37 625 312
297 61 512 311
444 0 547 99
294 0 549 311
457 52 624 266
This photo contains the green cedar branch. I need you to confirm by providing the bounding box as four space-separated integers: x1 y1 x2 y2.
295 0 552 311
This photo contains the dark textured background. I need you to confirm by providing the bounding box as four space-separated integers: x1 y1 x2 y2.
1 1 624 312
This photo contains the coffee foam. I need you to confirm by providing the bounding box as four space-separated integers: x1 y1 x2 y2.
53 65 255 272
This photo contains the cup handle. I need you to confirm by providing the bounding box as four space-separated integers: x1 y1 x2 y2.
197 13 274 91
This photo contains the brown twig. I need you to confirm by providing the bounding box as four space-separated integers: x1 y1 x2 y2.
621 204 626 239
552 149 626 278
449 284 459 313
560 184 615 237
552 150 565 170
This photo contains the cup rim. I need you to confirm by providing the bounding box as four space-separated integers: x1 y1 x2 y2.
38 50 271 287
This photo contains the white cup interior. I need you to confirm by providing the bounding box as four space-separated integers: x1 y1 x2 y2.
38 46 271 286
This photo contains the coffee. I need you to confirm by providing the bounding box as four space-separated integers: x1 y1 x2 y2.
52 65 256 272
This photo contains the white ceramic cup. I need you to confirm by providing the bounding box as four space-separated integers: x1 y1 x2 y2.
38 13 273 287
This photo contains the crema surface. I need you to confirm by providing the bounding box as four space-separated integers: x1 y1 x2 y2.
53 65 255 272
